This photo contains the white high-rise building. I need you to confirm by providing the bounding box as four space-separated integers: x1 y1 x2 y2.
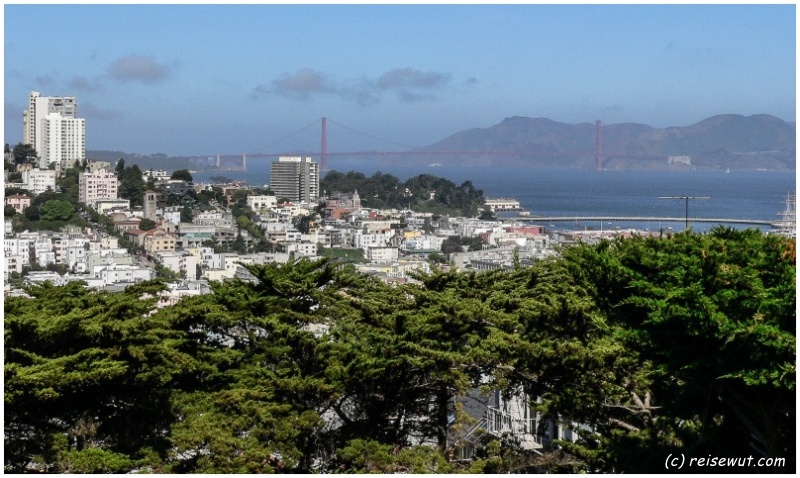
269 156 320 203
23 91 85 169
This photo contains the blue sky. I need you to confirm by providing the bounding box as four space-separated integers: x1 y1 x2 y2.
4 4 796 156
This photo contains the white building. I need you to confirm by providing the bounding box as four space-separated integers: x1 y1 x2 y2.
21 168 57 195
23 91 85 169
93 199 130 215
79 169 119 206
92 264 153 285
484 198 521 212
40 114 86 169
247 195 278 212
156 251 198 281
142 169 170 181
285 242 318 257
366 246 399 262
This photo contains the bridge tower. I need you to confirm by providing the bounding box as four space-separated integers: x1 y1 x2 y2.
321 116 328 171
242 153 247 170
595 120 602 171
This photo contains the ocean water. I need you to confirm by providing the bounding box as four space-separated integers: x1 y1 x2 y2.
193 162 796 233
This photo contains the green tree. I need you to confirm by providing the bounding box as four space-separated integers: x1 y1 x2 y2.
119 165 146 207
180 206 193 223
40 199 75 221
4 280 199 473
138 218 156 231
115 158 125 177
4 205 17 218
161 259 340 472
170 169 193 182
12 143 38 165
550 228 795 472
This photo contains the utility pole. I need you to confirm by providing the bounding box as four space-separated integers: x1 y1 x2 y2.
658 196 711 229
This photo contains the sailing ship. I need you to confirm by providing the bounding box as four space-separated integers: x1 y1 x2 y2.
772 191 796 238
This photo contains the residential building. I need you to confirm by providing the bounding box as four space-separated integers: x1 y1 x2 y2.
93 199 130 215
39 114 86 169
156 251 198 281
143 229 177 256
21 168 57 195
87 160 112 173
247 195 277 212
270 156 319 202
365 246 399 262
23 91 84 169
142 169 170 181
5 194 31 214
177 223 216 249
79 169 119 206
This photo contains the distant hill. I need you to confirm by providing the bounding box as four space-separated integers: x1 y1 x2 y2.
88 114 796 172
419 114 795 170
85 150 197 172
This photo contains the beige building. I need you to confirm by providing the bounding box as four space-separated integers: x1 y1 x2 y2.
143 229 177 256
5 194 31 214
79 170 119 206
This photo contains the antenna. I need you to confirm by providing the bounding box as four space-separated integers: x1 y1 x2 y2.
658 196 711 229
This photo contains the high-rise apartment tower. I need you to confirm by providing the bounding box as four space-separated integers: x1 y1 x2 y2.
23 91 85 169
269 156 320 203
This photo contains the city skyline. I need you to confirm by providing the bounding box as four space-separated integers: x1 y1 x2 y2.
4 4 796 157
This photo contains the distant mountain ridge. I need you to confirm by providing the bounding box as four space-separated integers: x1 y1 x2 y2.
88 114 796 171
420 114 795 170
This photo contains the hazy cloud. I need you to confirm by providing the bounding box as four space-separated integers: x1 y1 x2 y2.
107 55 172 84
464 77 479 86
255 67 454 105
80 102 120 121
271 68 334 100
6 102 25 128
398 90 439 103
376 68 451 91
69 76 104 93
35 75 56 88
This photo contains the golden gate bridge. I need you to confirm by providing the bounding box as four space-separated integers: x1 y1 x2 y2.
187 117 668 172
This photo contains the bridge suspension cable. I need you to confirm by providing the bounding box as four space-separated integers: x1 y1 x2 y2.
325 117 419 150
246 118 321 154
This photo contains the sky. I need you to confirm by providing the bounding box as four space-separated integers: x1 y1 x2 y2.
3 3 797 157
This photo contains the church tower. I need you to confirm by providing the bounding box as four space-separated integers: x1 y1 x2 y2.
352 189 361 209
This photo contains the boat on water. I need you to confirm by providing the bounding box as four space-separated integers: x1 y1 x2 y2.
771 192 796 238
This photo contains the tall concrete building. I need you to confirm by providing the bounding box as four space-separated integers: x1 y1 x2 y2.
269 156 320 203
23 91 85 169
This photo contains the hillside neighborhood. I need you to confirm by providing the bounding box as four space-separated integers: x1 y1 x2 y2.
7 152 627 304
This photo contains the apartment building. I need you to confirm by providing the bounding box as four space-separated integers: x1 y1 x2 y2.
21 168 57 195
4 194 31 214
79 169 119 206
23 91 85 169
269 156 319 202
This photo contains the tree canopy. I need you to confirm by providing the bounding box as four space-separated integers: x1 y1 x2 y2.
321 170 486 217
4 228 795 473
170 169 193 182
